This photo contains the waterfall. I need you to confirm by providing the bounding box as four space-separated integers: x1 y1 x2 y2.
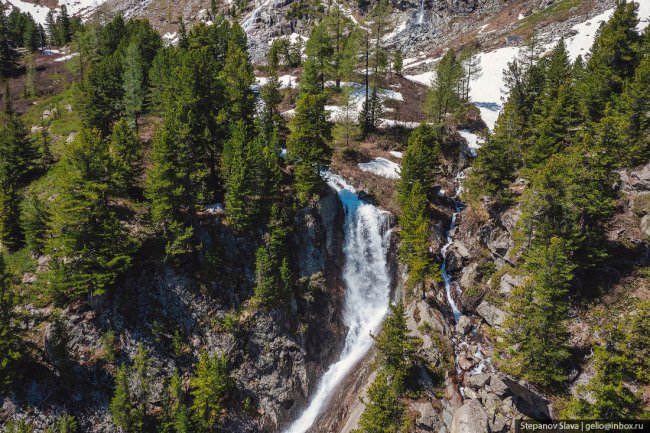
284 172 393 433
417 0 425 25
440 171 467 323
242 0 273 31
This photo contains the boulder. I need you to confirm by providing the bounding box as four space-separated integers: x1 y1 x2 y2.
446 248 463 272
620 163 650 192
412 401 438 431
485 225 511 257
489 374 510 397
453 241 470 258
451 398 489 433
463 387 479 399
465 373 490 389
456 315 472 335
459 262 480 289
499 273 524 295
501 377 551 420
457 347 478 371
482 392 501 415
641 214 650 239
476 301 505 327
490 415 509 433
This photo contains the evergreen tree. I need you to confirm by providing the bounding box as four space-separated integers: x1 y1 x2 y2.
526 39 581 167
109 117 141 195
20 188 49 255
45 129 135 301
286 92 332 205
0 254 21 391
254 207 292 308
0 178 21 252
353 370 406 433
393 49 403 76
516 146 616 269
303 21 333 93
460 42 482 100
122 42 146 130
617 55 650 165
426 48 465 124
110 364 142 433
501 237 573 388
145 113 197 259
0 115 36 251
222 37 255 126
580 0 641 122
324 6 358 88
162 369 190 433
332 85 361 148
77 54 124 136
190 351 232 431
398 124 440 202
373 302 417 385
566 311 647 418
0 10 18 80
398 181 434 291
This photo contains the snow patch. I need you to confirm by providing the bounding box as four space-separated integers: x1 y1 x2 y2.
404 71 435 86
54 52 79 62
389 151 403 159
255 75 299 89
458 130 484 157
358 157 401 179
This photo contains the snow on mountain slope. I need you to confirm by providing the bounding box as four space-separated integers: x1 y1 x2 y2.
2 0 109 23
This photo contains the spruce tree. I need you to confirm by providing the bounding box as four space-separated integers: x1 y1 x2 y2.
110 364 141 433
398 124 440 202
222 40 255 126
426 49 465 124
580 0 641 122
122 42 146 130
254 207 292 308
373 302 417 386
501 237 573 388
398 181 434 291
0 254 21 391
20 189 48 255
190 351 232 431
286 92 332 205
353 370 405 433
109 117 141 195
0 10 18 79
566 314 646 418
617 55 650 165
45 129 135 301
77 54 124 136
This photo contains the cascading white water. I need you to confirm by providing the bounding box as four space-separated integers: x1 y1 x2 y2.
284 172 393 433
440 171 467 323
417 0 425 25
241 0 274 30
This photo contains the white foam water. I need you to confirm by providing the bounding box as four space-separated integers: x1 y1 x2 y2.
284 172 393 433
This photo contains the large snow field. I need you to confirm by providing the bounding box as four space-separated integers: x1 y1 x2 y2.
2 0 109 24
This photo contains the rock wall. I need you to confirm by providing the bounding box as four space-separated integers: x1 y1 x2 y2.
3 187 348 433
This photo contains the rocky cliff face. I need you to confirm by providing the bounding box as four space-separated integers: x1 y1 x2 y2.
3 187 347 432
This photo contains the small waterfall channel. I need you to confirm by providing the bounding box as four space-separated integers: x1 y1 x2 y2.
440 171 466 322
284 172 394 433
439 170 492 382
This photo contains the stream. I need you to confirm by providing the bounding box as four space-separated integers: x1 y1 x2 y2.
284 172 394 433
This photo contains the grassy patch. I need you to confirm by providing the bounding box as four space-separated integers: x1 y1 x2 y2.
5 247 37 277
513 0 583 33
22 87 82 158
